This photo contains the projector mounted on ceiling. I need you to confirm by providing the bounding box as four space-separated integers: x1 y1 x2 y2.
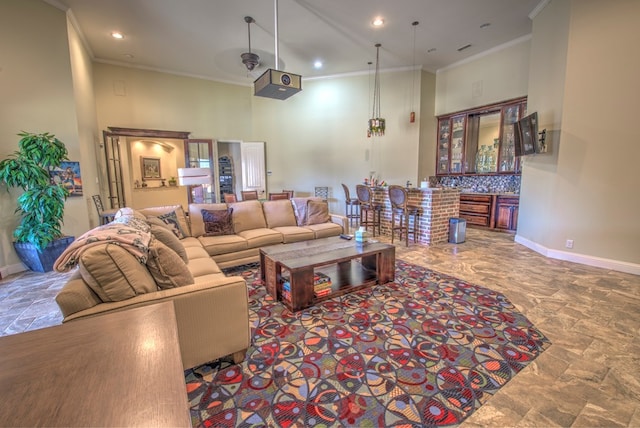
253 0 302 100
254 69 302 100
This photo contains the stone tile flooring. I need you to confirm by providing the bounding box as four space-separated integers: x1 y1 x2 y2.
1 228 638 427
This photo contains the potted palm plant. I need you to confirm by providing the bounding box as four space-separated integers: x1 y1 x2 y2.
0 131 73 272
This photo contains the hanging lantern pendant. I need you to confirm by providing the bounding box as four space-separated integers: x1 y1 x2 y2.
368 43 385 137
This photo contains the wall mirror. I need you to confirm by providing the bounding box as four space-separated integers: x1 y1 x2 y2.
465 111 501 174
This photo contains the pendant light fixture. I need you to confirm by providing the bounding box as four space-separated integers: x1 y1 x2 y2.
240 16 260 72
410 21 419 123
368 43 385 137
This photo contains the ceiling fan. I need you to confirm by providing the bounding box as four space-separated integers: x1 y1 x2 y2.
240 16 260 73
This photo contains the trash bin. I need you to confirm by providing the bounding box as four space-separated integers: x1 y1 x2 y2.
448 218 466 244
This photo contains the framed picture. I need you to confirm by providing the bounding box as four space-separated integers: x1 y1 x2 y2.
141 157 161 180
50 161 83 196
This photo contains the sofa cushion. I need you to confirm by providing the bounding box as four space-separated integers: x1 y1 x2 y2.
188 203 229 237
202 208 235 236
304 222 343 239
271 226 315 243
138 205 191 237
237 228 283 248
187 257 223 277
184 245 211 260
146 238 195 289
229 200 267 233
262 200 297 228
79 243 157 302
306 199 331 225
291 197 322 226
198 234 248 256
148 222 188 263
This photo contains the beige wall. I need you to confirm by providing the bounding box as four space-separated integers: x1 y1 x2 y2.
251 69 423 213
66 14 97 234
435 38 531 115
0 0 83 275
517 0 570 249
418 70 437 182
518 0 640 269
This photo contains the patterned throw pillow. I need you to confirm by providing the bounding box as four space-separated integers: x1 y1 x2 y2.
201 208 234 236
156 211 187 239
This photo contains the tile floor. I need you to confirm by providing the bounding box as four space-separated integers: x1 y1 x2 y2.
0 228 638 427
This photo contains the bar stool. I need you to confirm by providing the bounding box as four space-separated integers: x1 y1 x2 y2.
388 185 422 246
356 184 382 236
341 183 360 227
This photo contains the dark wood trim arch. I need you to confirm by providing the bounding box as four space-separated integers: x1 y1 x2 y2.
107 127 190 139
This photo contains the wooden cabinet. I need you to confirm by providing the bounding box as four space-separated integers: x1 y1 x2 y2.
460 193 519 232
459 194 493 227
436 97 527 176
495 195 519 231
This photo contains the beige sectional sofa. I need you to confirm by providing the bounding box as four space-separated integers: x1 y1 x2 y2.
55 198 346 369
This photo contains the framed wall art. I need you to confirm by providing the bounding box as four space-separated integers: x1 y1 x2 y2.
50 161 83 196
141 157 161 180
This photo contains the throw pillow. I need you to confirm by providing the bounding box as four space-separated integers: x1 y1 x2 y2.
306 199 331 225
155 210 187 239
146 238 194 289
201 208 234 236
149 223 188 263
79 243 157 302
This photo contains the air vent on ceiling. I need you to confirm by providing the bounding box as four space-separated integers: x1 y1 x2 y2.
457 44 472 52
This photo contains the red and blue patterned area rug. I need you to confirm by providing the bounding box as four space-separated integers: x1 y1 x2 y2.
186 261 550 427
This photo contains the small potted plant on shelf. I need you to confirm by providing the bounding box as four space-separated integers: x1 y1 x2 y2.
168 176 177 186
0 131 73 272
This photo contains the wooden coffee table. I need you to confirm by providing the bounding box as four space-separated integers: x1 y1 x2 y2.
260 237 395 312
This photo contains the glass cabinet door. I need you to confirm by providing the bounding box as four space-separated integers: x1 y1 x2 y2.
184 139 215 203
498 103 524 173
437 118 450 174
450 115 465 174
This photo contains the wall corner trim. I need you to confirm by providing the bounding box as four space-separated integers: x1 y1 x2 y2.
514 234 640 276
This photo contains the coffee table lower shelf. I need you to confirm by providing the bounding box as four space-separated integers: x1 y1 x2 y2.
281 260 378 311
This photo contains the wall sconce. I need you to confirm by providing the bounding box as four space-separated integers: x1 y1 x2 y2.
177 167 212 203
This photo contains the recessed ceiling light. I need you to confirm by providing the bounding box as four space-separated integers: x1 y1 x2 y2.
313 60 323 69
111 32 124 39
372 17 384 27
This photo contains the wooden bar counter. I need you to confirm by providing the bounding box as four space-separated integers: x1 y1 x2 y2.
0 302 190 427
368 186 460 245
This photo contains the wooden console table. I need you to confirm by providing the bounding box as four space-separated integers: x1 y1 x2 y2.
0 302 190 427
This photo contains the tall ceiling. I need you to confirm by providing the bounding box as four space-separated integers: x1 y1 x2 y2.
50 0 543 85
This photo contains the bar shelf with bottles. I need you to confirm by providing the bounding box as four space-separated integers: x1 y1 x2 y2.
436 97 527 176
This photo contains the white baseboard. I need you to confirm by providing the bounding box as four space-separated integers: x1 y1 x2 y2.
515 234 640 276
0 263 27 280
